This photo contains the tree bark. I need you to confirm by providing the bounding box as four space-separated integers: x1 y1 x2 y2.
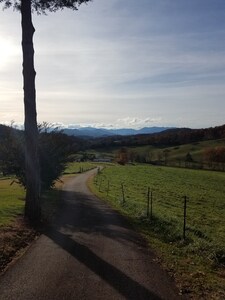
21 0 41 222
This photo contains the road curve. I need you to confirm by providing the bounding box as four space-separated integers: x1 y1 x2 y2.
0 169 185 300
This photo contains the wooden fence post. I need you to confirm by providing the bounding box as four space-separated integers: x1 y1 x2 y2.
99 177 102 192
107 180 110 196
150 190 153 220
121 183 125 204
147 188 153 220
183 196 187 240
147 187 150 217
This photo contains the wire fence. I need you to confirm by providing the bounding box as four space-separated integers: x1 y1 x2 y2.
94 170 223 244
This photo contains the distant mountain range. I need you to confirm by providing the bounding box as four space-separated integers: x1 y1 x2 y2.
63 126 174 138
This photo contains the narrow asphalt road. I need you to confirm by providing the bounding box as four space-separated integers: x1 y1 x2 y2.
0 169 185 300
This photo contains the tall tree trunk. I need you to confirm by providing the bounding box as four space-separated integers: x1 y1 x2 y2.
21 0 41 222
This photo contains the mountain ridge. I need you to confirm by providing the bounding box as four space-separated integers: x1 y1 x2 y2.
63 126 173 137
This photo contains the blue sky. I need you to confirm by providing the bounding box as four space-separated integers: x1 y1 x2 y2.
0 0 225 129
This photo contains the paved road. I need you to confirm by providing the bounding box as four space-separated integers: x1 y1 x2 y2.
0 169 184 300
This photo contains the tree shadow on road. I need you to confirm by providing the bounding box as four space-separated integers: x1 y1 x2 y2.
52 189 148 250
42 187 181 299
45 227 162 300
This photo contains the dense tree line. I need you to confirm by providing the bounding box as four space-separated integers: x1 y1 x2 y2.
90 124 225 149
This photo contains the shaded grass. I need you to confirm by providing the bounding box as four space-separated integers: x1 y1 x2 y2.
0 175 68 273
0 172 76 272
89 164 225 299
0 178 37 273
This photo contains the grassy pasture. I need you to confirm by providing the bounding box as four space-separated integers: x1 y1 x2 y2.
167 138 225 162
64 161 97 174
128 138 225 163
90 164 225 298
0 178 25 227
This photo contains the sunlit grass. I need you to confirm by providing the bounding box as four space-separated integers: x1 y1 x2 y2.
90 164 225 298
64 162 97 174
0 178 25 227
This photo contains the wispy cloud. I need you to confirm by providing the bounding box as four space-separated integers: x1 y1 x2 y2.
1 0 225 128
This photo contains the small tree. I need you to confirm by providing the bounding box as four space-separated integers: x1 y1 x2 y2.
0 0 92 222
0 126 75 191
116 148 129 165
204 147 225 170
185 152 193 168
163 149 170 165
0 126 25 180
185 152 193 162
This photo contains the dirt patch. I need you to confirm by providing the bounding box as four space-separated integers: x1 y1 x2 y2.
0 217 37 274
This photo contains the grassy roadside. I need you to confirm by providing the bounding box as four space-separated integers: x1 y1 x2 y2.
0 178 37 273
88 164 225 299
0 175 72 273
0 163 86 274
64 162 97 174
0 178 24 227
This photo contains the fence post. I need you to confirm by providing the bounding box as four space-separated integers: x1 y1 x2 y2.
147 188 153 220
150 190 153 220
99 177 102 192
121 183 125 204
147 187 150 217
107 180 110 196
183 196 187 240
95 173 98 184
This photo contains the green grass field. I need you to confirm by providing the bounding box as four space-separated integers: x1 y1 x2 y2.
0 178 25 227
126 138 225 164
90 164 225 298
64 161 97 174
166 138 225 161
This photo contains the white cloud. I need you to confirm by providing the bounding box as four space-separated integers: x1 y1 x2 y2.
40 116 165 130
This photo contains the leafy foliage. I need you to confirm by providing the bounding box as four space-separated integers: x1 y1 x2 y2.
39 130 74 190
0 0 91 13
115 147 129 165
0 125 78 191
0 125 25 181
204 147 225 163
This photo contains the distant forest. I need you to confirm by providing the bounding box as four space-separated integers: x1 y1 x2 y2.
0 123 225 150
0 123 225 175
89 124 225 149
